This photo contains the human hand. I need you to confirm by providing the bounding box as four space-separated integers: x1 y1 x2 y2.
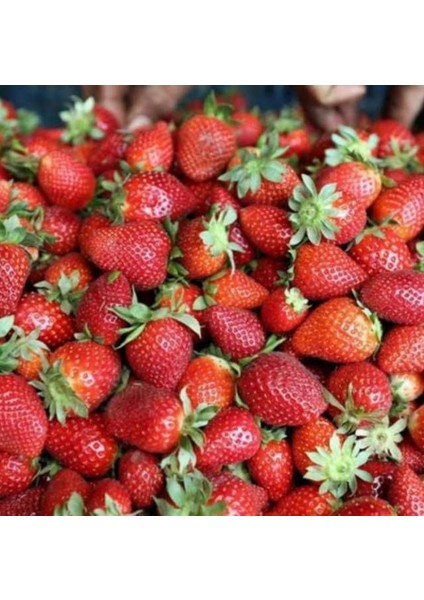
384 85 424 127
296 85 366 132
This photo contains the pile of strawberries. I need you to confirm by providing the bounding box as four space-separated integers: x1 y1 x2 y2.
0 91 423 517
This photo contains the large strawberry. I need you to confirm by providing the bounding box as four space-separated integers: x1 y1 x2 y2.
335 496 395 516
125 121 173 172
316 161 381 209
0 373 48 457
0 452 36 498
239 205 292 258
266 485 333 516
387 464 424 516
348 226 413 277
292 417 336 476
118 449 164 508
377 325 424 373
177 355 236 411
238 352 327 426
40 468 91 516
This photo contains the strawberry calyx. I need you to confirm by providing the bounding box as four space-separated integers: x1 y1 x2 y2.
325 125 380 167
0 315 47 374
154 278 192 313
60 96 104 145
390 374 419 416
355 417 406 462
284 286 310 313
200 206 242 272
415 241 424 272
163 219 189 279
0 104 39 143
1 145 40 183
53 492 85 516
0 215 43 248
91 494 125 517
352 291 383 347
35 271 86 315
326 384 384 434
288 174 343 245
260 424 287 446
266 106 304 134
305 434 372 498
202 91 234 123
381 140 423 173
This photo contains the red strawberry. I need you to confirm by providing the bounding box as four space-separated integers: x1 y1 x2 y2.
248 427 294 501
0 180 47 213
229 223 255 267
388 464 424 516
408 405 424 452
292 297 381 363
399 435 424 473
40 469 90 516
370 119 416 158
76 271 132 345
60 96 118 144
239 205 292 258
177 355 236 411
41 206 81 255
38 150 95 211
0 241 30 318
195 407 261 472
348 226 412 277
335 496 395 516
355 459 397 498
270 107 311 157
86 479 132 516
126 121 173 172
0 374 48 457
266 485 333 516
194 182 241 218
204 305 266 361
292 417 336 476
261 287 310 334
238 352 327 426
35 340 121 422
251 257 286 291
377 325 424 373
155 280 204 327
45 414 118 477
0 452 36 498
119 449 164 508
208 472 267 516
361 270 424 326
232 112 263 148
87 131 128 175
0 486 43 516
316 162 382 209
391 372 424 404
81 219 171 291
202 269 269 310
44 252 93 292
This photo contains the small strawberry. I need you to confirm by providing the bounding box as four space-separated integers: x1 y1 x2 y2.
354 459 397 498
208 472 267 516
44 252 93 293
292 297 381 363
200 269 269 310
391 372 424 404
0 452 36 498
40 469 90 516
377 325 424 374
266 485 333 516
232 111 263 148
239 205 292 258
261 287 310 334
87 131 128 175
387 464 424 516
0 486 43 516
335 496 395 516
45 414 118 477
119 449 164 508
271 106 311 158
41 206 81 255
198 182 240 217
0 314 48 379
251 257 287 291
86 479 132 516
370 119 416 158
408 405 424 452
155 280 204 331
292 417 337 476
0 374 48 457
316 161 381 209
292 243 367 301
348 226 413 277
126 121 173 172
238 352 327 426
0 218 33 317
60 96 118 145
177 355 236 411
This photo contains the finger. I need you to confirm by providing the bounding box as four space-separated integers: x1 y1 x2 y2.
385 85 424 127
96 85 128 125
301 103 345 132
302 85 366 107
337 99 360 127
126 85 192 130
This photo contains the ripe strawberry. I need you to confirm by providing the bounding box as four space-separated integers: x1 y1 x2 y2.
14 292 74 348
44 252 93 292
0 180 47 213
316 161 382 209
41 206 81 255
335 496 395 516
354 459 396 498
35 340 121 422
261 287 310 334
251 257 286 291
183 178 214 205
155 280 204 328
40 469 90 516
292 297 381 363
377 325 424 373
195 407 261 473
371 176 424 241
248 427 293 501
204 305 266 361
266 485 333 516
292 417 336 476
229 223 255 267
177 355 235 411
126 121 173 171
208 472 267 516
106 382 184 454
81 218 171 291
0 452 36 498
361 270 424 326
177 94 236 181
292 243 367 301
60 96 118 144
86 479 132 516
192 182 240 218
38 150 96 211
388 464 424 516
267 107 311 158
0 241 31 318
408 405 424 452
201 269 269 310
87 131 128 175
45 414 118 477
238 352 327 426
119 449 164 508
391 372 424 404
0 486 43 516
232 111 263 147
278 128 311 158
0 374 48 457
370 119 416 158
239 205 292 258
348 226 412 277
399 435 424 473
76 271 132 345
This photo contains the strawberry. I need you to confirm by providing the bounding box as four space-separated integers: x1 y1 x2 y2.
0 180 47 213
292 297 381 363
60 96 118 145
40 469 90 516
0 452 36 498
197 182 241 217
238 352 327 426
118 449 164 508
203 305 266 361
348 226 413 277
81 218 171 291
201 269 269 310
292 417 336 476
229 223 255 267
0 374 48 457
387 464 424 516
232 112 263 148
41 206 81 255
0 486 43 516
125 121 174 172
266 485 333 516
248 426 293 501
272 107 312 158
377 325 424 373
86 479 132 516
370 119 416 158
408 405 424 452
354 459 396 498
44 252 93 293
239 205 292 258
176 93 236 181
76 271 132 345
371 176 424 241
335 496 395 516
45 414 118 477
38 150 96 211
177 355 235 411
0 240 30 318
391 372 424 404
87 131 128 175
208 472 267 516
316 161 381 209
155 280 204 328
292 243 367 301
261 287 310 334
361 270 424 326
399 435 424 473
34 340 121 422
195 407 260 472
251 257 286 291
